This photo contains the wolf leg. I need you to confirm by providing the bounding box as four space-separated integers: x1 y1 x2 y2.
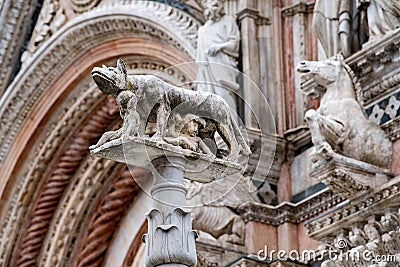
219 216 244 245
230 113 251 156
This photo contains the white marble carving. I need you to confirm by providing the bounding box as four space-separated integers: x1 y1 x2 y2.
89 61 253 266
187 174 261 245
313 0 352 57
164 113 214 155
90 59 251 162
314 0 400 57
21 0 66 64
359 0 400 39
316 210 400 266
196 0 240 113
297 55 392 169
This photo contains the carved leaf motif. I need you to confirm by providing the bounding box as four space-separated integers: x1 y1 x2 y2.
22 0 66 64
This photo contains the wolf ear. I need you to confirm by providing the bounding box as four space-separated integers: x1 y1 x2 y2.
117 58 127 75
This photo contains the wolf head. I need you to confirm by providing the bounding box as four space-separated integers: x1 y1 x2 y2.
92 59 129 96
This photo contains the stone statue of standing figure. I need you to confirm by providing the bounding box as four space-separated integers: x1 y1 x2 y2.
359 0 400 39
313 0 353 57
313 0 400 58
196 0 240 113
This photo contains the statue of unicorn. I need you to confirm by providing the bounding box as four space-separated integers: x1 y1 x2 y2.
297 55 392 169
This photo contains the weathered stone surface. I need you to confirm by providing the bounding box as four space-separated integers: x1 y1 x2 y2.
362 0 400 39
91 59 251 163
90 137 242 183
297 56 392 170
313 0 400 58
313 0 353 57
195 0 240 113
309 151 392 198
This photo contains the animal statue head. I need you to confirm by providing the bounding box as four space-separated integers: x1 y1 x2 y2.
296 55 392 169
297 54 348 88
92 58 130 96
202 0 225 22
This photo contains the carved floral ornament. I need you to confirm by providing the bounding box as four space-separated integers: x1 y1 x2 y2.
311 210 400 267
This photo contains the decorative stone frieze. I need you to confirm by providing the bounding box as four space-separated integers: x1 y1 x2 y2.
0 55 195 266
310 208 400 266
237 188 344 225
305 176 400 240
347 29 400 105
12 97 118 267
21 0 66 64
310 151 393 198
0 0 39 95
74 167 141 267
70 0 101 13
196 239 250 267
0 79 107 267
44 157 118 267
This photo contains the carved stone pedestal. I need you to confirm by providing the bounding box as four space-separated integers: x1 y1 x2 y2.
310 151 392 198
143 156 197 267
90 136 242 267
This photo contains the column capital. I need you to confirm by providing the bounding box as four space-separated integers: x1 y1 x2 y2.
281 2 314 17
237 8 271 25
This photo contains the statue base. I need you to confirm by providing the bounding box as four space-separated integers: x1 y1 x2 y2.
90 136 242 183
310 151 393 198
90 136 244 267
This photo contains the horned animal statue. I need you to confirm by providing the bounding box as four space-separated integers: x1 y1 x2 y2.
297 55 392 169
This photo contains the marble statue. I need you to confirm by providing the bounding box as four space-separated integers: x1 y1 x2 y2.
314 0 400 57
297 55 392 169
359 0 400 38
90 60 252 267
313 0 353 57
92 91 140 147
196 0 240 113
90 59 251 162
164 113 214 155
187 174 261 245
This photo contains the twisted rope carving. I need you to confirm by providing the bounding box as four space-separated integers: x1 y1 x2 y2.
123 221 148 267
75 167 143 267
14 97 118 267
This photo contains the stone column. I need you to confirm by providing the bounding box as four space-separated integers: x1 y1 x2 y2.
143 156 197 267
282 1 315 127
237 0 260 129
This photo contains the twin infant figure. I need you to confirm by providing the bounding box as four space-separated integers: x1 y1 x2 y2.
115 91 214 156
